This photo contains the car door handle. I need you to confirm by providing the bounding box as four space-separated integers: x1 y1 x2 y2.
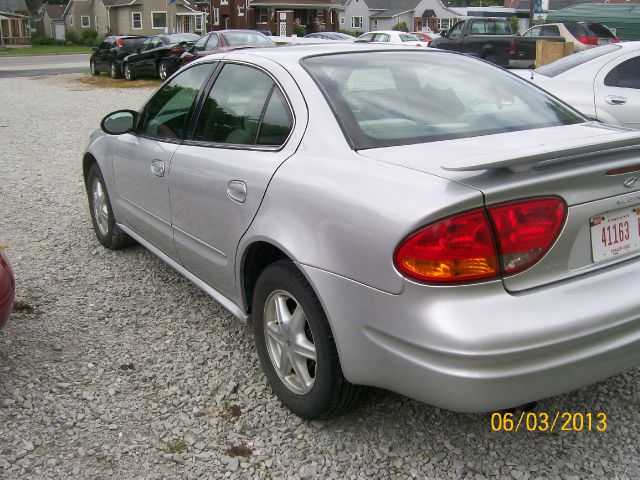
227 180 247 203
605 95 627 105
151 159 165 177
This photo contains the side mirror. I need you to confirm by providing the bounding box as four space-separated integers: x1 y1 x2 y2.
101 110 137 135
440 30 447 37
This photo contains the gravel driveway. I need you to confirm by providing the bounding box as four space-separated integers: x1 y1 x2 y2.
1 73 639 479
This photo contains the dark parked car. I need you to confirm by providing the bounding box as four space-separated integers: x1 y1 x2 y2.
180 30 274 67
90 35 148 79
122 33 200 81
0 250 15 330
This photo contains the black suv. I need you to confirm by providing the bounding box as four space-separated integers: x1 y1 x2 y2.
90 36 148 79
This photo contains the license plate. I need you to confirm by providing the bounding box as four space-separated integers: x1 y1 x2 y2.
591 207 640 262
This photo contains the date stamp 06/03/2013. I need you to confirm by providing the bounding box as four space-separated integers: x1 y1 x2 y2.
490 412 608 433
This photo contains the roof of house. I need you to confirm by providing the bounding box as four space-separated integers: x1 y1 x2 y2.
0 0 29 13
43 3 65 19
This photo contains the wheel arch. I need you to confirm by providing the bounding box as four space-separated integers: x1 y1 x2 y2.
240 240 290 317
83 152 98 185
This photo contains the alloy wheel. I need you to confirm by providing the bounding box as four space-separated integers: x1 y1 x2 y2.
263 290 317 395
91 178 110 237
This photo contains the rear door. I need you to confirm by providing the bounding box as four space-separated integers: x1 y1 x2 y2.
168 56 307 298
594 53 640 129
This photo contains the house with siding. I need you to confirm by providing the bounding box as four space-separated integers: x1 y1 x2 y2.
40 4 66 40
335 0 459 34
59 0 206 39
0 0 31 45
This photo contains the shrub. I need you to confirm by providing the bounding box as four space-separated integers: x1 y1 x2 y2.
65 29 76 44
338 29 360 37
65 40 73 46
55 39 66 46
510 16 519 35
292 24 306 37
82 28 98 43
392 22 409 32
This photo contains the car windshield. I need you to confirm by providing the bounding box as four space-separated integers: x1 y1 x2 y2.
536 44 621 77
400 34 420 42
168 33 200 44
223 31 274 46
302 51 584 149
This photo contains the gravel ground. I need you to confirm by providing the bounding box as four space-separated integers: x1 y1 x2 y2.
1 73 640 479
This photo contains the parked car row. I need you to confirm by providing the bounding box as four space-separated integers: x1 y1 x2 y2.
90 30 275 82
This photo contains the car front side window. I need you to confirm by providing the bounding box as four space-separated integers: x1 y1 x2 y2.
137 63 213 141
193 34 209 51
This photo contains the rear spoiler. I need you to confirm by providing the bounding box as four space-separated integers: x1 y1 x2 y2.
442 125 640 173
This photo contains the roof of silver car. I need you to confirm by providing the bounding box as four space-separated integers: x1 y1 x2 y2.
196 42 435 67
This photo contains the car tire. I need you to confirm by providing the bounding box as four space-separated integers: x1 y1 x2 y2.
252 260 362 419
110 62 121 79
158 61 170 81
90 60 99 76
123 63 134 81
86 164 134 250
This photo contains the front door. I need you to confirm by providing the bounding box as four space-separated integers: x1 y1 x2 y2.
112 63 213 257
169 59 305 299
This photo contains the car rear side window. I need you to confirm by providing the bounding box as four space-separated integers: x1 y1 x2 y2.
193 63 289 146
122 38 145 50
536 44 620 77
604 57 640 89
137 63 213 141
302 51 583 150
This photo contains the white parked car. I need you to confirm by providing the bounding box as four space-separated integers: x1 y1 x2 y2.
355 30 429 47
515 42 640 129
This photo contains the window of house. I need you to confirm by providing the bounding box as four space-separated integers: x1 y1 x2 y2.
220 0 228 4
238 5 245 16
340 16 345 26
195 14 203 31
373 20 378 29
213 8 219 25
258 8 268 23
152 11 167 29
132 12 142 29
95 16 99 30
351 16 362 29
81 16 90 28
69 15 73 27
437 18 455 31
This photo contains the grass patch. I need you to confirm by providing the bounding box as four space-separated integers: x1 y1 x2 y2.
12 300 37 314
0 45 93 56
75 74 160 89
167 440 186 454
226 444 252 457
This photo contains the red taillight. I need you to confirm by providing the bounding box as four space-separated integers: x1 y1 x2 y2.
577 36 598 46
116 38 123 48
487 197 566 275
170 45 185 56
610 37 620 43
395 209 499 283
509 39 516 55
394 197 566 283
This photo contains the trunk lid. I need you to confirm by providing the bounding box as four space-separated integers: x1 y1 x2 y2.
358 122 640 291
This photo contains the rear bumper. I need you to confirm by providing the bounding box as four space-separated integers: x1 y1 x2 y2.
299 258 640 412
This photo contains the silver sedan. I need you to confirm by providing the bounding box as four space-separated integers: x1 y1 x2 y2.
515 41 640 129
84 43 640 419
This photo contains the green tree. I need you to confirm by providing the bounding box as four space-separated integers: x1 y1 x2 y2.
392 22 409 32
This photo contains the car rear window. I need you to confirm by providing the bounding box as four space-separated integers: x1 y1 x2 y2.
583 23 616 38
302 51 583 150
169 33 200 44
121 38 146 50
223 31 274 47
536 44 621 77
